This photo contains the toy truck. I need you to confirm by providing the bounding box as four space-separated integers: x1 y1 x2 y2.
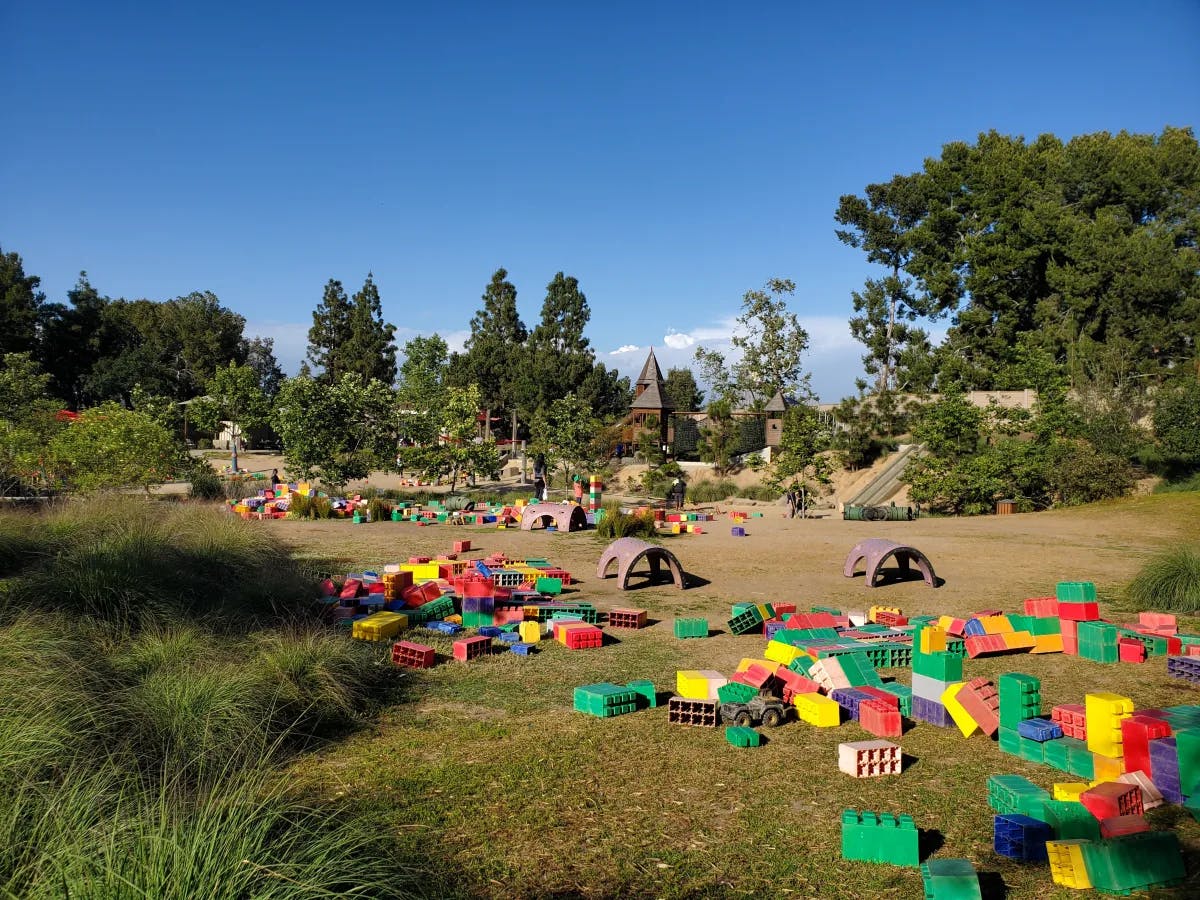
720 695 789 728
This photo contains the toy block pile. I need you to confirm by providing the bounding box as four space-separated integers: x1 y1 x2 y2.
554 619 603 650
662 510 712 534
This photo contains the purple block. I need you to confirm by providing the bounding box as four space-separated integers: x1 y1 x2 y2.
1150 737 1184 804
912 694 955 728
830 687 873 720
731 526 746 537
462 596 495 614
765 621 786 639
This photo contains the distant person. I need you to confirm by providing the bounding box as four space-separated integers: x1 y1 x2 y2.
534 475 546 503
573 474 584 504
670 476 686 510
614 443 624 460
270 468 282 488
533 453 546 480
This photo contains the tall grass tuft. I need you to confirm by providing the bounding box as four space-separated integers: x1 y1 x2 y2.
595 503 658 540
686 479 739 503
1127 546 1200 613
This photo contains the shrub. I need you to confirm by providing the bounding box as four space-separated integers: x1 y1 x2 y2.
310 496 332 519
288 493 312 519
189 469 224 501
595 504 657 540
366 496 388 522
686 479 738 503
1126 546 1200 613
740 483 781 502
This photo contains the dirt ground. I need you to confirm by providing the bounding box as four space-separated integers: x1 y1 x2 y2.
273 491 1200 627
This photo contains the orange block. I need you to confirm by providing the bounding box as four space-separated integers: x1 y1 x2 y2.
1093 754 1125 783
1003 630 1036 650
1031 634 1064 654
978 615 1014 634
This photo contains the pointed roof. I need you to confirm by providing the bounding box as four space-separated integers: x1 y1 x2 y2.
631 379 673 410
636 347 665 386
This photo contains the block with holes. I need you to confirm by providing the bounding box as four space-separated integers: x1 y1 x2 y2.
391 640 435 669
452 635 492 661
838 740 902 777
607 607 646 629
1079 782 1143 820
667 696 718 727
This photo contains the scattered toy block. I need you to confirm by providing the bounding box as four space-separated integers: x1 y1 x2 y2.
838 740 902 777
391 639 435 668
1099 814 1150 838
1079 782 1143 821
607 607 647 629
1047 839 1093 889
452 635 492 661
794 692 841 727
920 858 981 899
1079 831 1185 894
667 696 718 727
676 669 728 700
1085 691 1133 758
725 725 762 747
841 810 919 866
673 617 709 639
994 813 1052 861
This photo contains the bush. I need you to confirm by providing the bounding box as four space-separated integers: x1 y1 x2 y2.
595 504 657 540
686 479 738 503
366 496 388 522
739 484 781 502
1126 546 1200 613
189 469 225 501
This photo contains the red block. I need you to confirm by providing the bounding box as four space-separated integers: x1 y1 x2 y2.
564 626 603 650
774 603 797 615
1189 644 1200 658
391 640 436 669
741 663 776 689
1118 637 1147 663
1024 596 1059 617
320 578 337 597
787 612 838 630
874 610 908 627
1080 782 1143 821
453 539 471 553
452 635 492 661
339 578 363 600
463 578 496 598
1052 704 1087 740
860 698 903 738
1138 612 1176 632
775 667 819 696
857 686 900 708
1121 715 1172 777
402 581 444 607
1059 601 1100 622
408 555 432 564
1061 618 1079 655
943 617 967 637
367 582 386 595
970 608 1003 619
1099 815 1151 839
965 634 1009 658
957 681 1001 736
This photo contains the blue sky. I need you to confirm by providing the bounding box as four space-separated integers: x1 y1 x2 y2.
3 1 1197 401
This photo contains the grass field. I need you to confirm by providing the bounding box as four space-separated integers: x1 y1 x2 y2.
273 493 1200 898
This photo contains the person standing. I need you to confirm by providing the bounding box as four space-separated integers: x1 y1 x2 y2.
572 474 584 504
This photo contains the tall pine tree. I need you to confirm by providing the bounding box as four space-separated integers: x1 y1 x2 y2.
456 268 528 431
307 279 354 382
345 273 397 385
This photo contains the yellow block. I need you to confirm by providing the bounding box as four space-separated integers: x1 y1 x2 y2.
936 615 959 632
919 626 947 654
1047 840 1092 889
352 611 407 641
1031 634 1064 654
445 614 462 625
1086 692 1133 758
941 682 980 737
1093 755 1125 783
676 669 726 700
670 523 681 534
794 692 841 727
1002 630 1036 650
518 620 541 643
1053 782 1089 801
977 615 1013 634
764 640 804 666
868 605 902 624
400 562 441 582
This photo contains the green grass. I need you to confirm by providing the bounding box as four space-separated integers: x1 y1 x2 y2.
1155 470 1200 493
1127 545 1200 613
595 503 657 539
0 500 416 898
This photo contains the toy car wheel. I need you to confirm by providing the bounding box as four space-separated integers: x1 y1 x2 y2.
761 708 783 728
735 711 753 727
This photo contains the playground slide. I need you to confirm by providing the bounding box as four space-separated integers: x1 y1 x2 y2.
846 444 923 508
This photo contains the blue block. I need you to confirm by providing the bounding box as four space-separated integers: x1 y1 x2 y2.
994 814 1052 861
1017 717 1063 742
731 526 746 537
474 560 492 577
497 631 520 643
478 626 503 638
426 621 462 635
912 695 955 728
510 642 535 655
963 618 986 636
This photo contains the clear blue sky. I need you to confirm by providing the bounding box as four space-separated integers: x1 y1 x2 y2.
3 1 1197 401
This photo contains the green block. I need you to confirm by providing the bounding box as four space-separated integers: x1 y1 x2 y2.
840 653 883 687
1041 737 1071 772
728 605 766 635
881 683 913 716
945 637 967 657
788 655 815 675
626 679 657 708
674 617 708 639
573 683 638 717
913 651 962 681
1176 729 1200 797
1080 832 1185 894
1066 742 1095 780
987 775 1049 815
717 681 757 704
1077 621 1118 663
725 725 762 747
920 858 981 900
1028 616 1062 636
1018 735 1045 764
535 576 563 595
1056 581 1097 602
732 602 754 616
1042 799 1100 841
841 810 919 866
811 605 842 616
998 727 1021 757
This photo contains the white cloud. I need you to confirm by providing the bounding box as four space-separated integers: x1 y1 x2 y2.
441 330 470 354
663 332 694 350
609 344 642 355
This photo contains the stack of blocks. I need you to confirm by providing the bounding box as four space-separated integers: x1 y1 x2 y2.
911 627 963 728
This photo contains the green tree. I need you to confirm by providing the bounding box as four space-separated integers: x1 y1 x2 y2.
663 367 704 412
306 279 354 382
272 374 397 490
697 398 737 476
529 392 602 486
1154 378 1200 463
0 353 62 494
455 268 528 431
911 391 984 459
244 336 285 400
190 362 271 468
767 404 833 514
344 273 398 384
39 272 108 406
694 278 812 410
47 404 184 494
0 246 45 357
